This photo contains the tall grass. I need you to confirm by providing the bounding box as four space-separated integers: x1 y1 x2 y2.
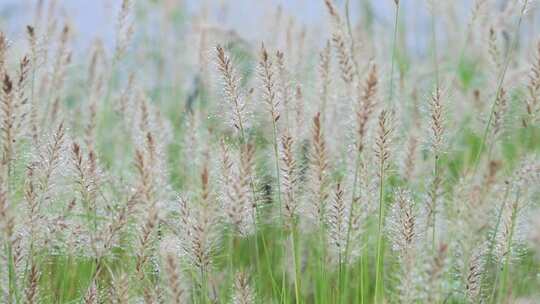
0 0 539 303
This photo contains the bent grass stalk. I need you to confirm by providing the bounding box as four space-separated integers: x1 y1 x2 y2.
472 0 528 173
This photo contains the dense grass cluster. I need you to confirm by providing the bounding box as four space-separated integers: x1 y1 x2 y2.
1 0 540 303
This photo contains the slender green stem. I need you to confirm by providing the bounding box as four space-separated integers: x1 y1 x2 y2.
337 250 343 303
270 119 283 214
431 155 440 252
374 160 386 303
487 185 511 303
200 266 209 304
388 2 400 106
290 227 301 304
341 152 360 302
316 223 327 304
361 243 368 304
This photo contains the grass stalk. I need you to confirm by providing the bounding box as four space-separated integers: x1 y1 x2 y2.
374 161 386 303
472 0 527 173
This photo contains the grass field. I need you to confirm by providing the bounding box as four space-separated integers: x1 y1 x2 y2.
0 0 540 303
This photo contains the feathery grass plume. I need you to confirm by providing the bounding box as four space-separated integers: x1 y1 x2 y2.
280 132 298 228
387 188 422 304
258 43 280 124
70 143 103 253
24 262 39 304
25 26 37 65
25 25 40 144
524 40 540 125
428 87 445 154
402 89 421 183
324 0 355 86
426 87 445 249
177 194 219 300
136 205 159 302
0 74 13 173
326 182 347 261
115 0 134 61
24 165 38 247
293 86 305 140
97 191 140 263
470 0 488 27
165 253 184 304
490 87 507 140
133 93 171 203
15 54 31 111
1 55 30 171
331 34 354 87
116 72 135 119
85 40 106 150
26 121 66 250
216 45 249 136
402 134 419 183
133 154 161 301
110 273 130 304
488 27 502 73
232 271 255 304
388 189 418 258
374 109 394 178
276 50 292 127
132 128 165 300
179 155 219 273
318 40 332 116
374 108 394 302
305 112 330 226
219 140 256 235
465 246 486 303
355 63 378 153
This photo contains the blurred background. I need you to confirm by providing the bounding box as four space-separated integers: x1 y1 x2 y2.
1 0 538 116
5 0 537 55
